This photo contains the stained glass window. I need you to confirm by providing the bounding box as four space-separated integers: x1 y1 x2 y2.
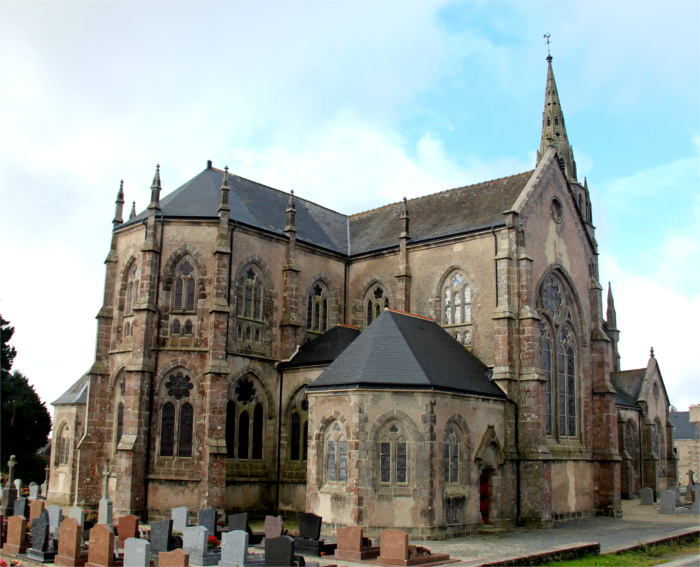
160 402 175 457
179 403 194 457
252 404 264 459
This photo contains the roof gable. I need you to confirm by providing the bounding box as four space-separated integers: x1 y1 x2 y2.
308 309 506 399
278 325 361 369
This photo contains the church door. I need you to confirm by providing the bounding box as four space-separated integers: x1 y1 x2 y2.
479 469 491 524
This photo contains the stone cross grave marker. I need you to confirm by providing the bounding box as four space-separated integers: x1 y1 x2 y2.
0 456 18 517
97 468 113 526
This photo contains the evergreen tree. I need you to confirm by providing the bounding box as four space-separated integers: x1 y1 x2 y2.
0 315 52 483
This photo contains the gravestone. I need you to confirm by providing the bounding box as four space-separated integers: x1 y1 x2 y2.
264 515 284 539
640 486 655 505
2 514 27 555
117 514 139 550
198 507 217 537
28 482 39 501
182 525 219 566
86 523 115 567
158 548 190 567
689 485 700 514
14 478 22 495
13 497 28 519
295 512 336 556
55 517 85 567
0 514 3 547
658 490 688 515
41 465 50 499
27 510 57 562
48 503 64 537
378 530 409 563
1 455 18 517
30 499 46 523
669 485 682 507
124 537 151 567
150 519 175 555
98 468 113 526
172 506 190 533
225 512 248 533
68 506 86 527
264 535 297 567
220 530 254 567
334 526 380 561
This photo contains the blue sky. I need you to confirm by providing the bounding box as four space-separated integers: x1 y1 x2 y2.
1 0 698 412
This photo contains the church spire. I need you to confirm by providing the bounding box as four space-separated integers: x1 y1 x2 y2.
113 180 125 228
537 55 578 183
148 164 162 211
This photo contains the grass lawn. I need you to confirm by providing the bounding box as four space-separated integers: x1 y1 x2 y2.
540 539 700 566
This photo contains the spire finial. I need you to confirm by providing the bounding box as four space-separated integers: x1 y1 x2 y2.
130 201 136 219
544 33 552 59
113 180 125 227
650 346 655 358
285 189 297 233
218 166 231 215
149 164 162 210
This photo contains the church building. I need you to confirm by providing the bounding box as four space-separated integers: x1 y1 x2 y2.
48 57 677 537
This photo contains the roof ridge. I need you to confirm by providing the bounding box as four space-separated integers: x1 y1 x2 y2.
386 308 433 321
348 170 534 219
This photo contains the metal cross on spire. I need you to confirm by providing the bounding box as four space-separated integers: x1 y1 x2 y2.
544 33 552 58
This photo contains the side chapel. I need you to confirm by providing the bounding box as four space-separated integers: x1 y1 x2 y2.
48 57 677 537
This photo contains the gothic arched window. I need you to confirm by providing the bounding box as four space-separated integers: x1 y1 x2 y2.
306 283 330 335
235 264 268 351
442 271 473 347
538 273 579 440
159 371 196 458
443 425 461 484
378 421 408 485
325 421 347 483
172 258 197 312
288 388 309 462
365 285 389 327
227 375 265 461
125 263 140 316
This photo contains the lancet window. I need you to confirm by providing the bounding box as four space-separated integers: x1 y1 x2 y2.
443 425 462 484
378 421 408 485
125 263 140 316
159 371 196 457
442 271 473 346
226 376 265 460
235 265 267 350
538 273 579 440
325 421 347 483
288 389 309 462
365 285 389 327
306 283 329 335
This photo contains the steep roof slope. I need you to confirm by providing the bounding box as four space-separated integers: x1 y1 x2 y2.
124 166 350 254
349 171 533 255
669 412 700 440
120 166 533 258
52 372 89 405
308 309 506 398
278 325 361 369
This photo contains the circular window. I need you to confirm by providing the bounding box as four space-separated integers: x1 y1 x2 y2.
551 198 563 224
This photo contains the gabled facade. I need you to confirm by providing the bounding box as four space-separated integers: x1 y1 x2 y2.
48 57 674 533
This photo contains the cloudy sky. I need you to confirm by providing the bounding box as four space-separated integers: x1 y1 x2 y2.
1 1 698 415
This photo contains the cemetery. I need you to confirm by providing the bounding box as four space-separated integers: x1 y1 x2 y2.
2 455 698 566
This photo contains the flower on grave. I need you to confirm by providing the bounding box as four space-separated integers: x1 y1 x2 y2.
0 558 8 566
208 535 220 549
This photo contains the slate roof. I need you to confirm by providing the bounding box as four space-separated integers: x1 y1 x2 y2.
52 372 89 405
278 325 361 369
119 165 534 257
307 309 506 398
349 171 533 255
123 167 350 255
610 368 646 404
669 412 700 440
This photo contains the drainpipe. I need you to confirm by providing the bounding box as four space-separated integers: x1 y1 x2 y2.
506 396 523 527
275 367 284 515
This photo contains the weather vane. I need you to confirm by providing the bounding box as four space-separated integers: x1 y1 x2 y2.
544 33 552 57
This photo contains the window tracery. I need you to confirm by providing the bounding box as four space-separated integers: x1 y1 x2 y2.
538 272 579 440
226 375 265 460
325 421 347 483
159 370 197 457
288 389 309 462
365 284 389 327
378 421 408 485
306 283 329 335
169 256 198 341
442 271 473 346
235 264 267 351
